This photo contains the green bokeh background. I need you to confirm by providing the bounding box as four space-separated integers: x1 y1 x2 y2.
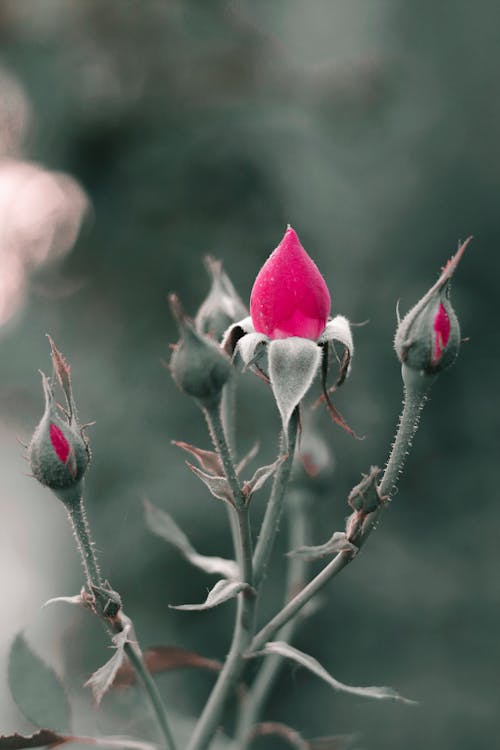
0 2 498 748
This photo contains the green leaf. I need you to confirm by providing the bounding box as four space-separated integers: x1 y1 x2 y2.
170 579 251 611
144 499 239 579
8 633 72 732
252 642 417 705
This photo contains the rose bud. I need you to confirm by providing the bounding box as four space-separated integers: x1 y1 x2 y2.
195 256 247 341
29 372 90 492
250 226 331 340
169 294 232 406
394 237 471 376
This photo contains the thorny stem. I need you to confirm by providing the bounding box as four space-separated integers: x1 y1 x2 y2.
249 366 434 654
237 490 310 747
62 486 177 750
252 409 299 588
188 403 256 750
64 491 103 590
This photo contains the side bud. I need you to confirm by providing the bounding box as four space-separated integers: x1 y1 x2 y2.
394 238 471 375
195 256 247 341
29 373 90 492
169 294 232 406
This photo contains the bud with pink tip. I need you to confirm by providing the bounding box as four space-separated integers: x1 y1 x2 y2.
394 238 471 376
29 372 90 493
250 227 331 340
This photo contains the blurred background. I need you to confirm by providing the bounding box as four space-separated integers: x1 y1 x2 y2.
0 1 497 748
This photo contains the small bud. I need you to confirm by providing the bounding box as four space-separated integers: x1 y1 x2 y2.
195 257 247 341
394 238 471 375
169 294 232 406
250 226 331 340
348 466 383 514
29 372 90 492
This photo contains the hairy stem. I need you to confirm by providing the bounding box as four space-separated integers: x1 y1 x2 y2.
188 404 256 750
249 366 434 653
237 490 310 746
63 487 176 750
252 409 299 587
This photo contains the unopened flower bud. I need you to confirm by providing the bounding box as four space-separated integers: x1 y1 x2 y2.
394 238 471 375
195 256 247 341
250 226 331 340
169 294 232 406
29 373 90 492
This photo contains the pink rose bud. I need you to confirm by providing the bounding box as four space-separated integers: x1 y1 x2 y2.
394 238 471 375
29 372 90 492
250 227 331 340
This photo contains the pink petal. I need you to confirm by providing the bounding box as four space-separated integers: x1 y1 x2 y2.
433 302 451 363
50 422 70 463
250 227 331 340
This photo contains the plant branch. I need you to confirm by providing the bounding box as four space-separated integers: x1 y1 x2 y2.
63 487 177 750
252 409 299 587
249 365 434 653
187 404 256 750
237 489 310 746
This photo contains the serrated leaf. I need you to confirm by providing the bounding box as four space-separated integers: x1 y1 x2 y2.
268 339 321 435
172 441 222 475
112 645 222 688
170 579 250 611
144 499 238 579
84 622 131 705
288 532 357 562
186 463 234 505
252 642 417 705
242 456 285 502
8 634 72 732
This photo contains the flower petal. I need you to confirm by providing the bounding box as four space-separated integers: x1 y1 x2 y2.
268 338 321 434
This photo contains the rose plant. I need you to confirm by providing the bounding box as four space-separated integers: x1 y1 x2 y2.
3 227 471 750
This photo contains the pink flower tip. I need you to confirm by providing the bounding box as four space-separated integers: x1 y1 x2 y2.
432 302 451 363
250 227 331 340
50 422 70 463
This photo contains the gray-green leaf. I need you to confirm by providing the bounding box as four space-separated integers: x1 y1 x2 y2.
170 579 250 611
144 499 238 579
252 641 417 705
8 633 72 732
186 463 234 505
84 621 132 705
287 532 357 561
268 339 321 435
